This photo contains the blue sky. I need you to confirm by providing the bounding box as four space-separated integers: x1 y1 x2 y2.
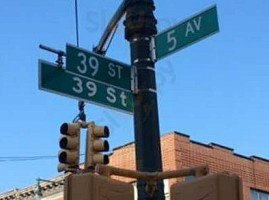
0 0 268 193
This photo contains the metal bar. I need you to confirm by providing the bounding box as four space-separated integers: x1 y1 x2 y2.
96 164 151 181
95 164 209 181
39 44 66 56
75 0 80 47
150 165 209 180
95 0 127 53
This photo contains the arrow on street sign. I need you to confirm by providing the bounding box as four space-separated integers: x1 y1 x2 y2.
38 60 133 114
66 44 132 91
154 5 219 61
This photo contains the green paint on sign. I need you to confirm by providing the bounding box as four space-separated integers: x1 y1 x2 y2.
39 60 133 114
66 44 132 90
155 5 219 60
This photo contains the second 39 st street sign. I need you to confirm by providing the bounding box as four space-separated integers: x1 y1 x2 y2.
39 60 133 114
66 44 131 91
155 5 219 60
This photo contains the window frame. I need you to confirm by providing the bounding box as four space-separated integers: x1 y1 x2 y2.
251 189 269 200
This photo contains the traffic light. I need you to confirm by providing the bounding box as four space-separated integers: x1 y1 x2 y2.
171 172 243 200
58 123 80 172
85 123 110 168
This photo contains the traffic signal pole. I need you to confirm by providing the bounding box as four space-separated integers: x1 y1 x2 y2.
124 0 165 199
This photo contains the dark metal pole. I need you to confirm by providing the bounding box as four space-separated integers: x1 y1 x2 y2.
124 0 165 199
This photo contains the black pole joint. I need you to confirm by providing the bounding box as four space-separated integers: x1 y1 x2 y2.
124 0 157 41
78 101 86 122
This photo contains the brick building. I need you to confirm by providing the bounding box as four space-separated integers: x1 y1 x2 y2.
1 132 269 200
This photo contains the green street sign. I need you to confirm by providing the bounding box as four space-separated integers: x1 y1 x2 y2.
66 44 131 91
39 60 133 114
155 5 219 60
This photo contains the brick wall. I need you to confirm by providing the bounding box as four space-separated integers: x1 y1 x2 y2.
109 142 136 183
109 132 269 200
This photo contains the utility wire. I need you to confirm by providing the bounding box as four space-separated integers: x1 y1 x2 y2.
75 0 80 47
0 158 53 162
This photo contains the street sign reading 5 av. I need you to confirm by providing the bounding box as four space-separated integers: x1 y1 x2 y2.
155 6 219 60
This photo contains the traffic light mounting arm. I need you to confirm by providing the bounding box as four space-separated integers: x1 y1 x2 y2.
95 164 209 181
95 164 209 197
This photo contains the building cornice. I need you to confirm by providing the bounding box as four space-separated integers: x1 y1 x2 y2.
0 175 66 200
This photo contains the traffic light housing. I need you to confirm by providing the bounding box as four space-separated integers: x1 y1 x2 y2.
64 172 134 200
58 123 80 172
85 123 110 168
171 172 243 200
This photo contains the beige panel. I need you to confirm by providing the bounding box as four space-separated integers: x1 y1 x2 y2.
171 173 243 200
65 173 134 200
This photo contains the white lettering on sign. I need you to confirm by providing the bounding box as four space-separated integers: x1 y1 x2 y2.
106 87 116 103
108 63 123 79
185 16 202 37
88 56 99 76
77 52 99 76
120 92 127 107
167 30 177 52
108 63 116 77
72 77 83 94
193 16 202 31
71 77 129 107
77 52 87 74
86 81 97 97
72 77 98 96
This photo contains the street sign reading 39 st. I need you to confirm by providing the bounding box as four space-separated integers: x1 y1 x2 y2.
155 6 219 60
39 60 133 114
66 44 131 91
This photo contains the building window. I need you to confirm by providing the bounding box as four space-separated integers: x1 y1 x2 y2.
132 180 170 200
185 175 195 182
251 189 269 200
